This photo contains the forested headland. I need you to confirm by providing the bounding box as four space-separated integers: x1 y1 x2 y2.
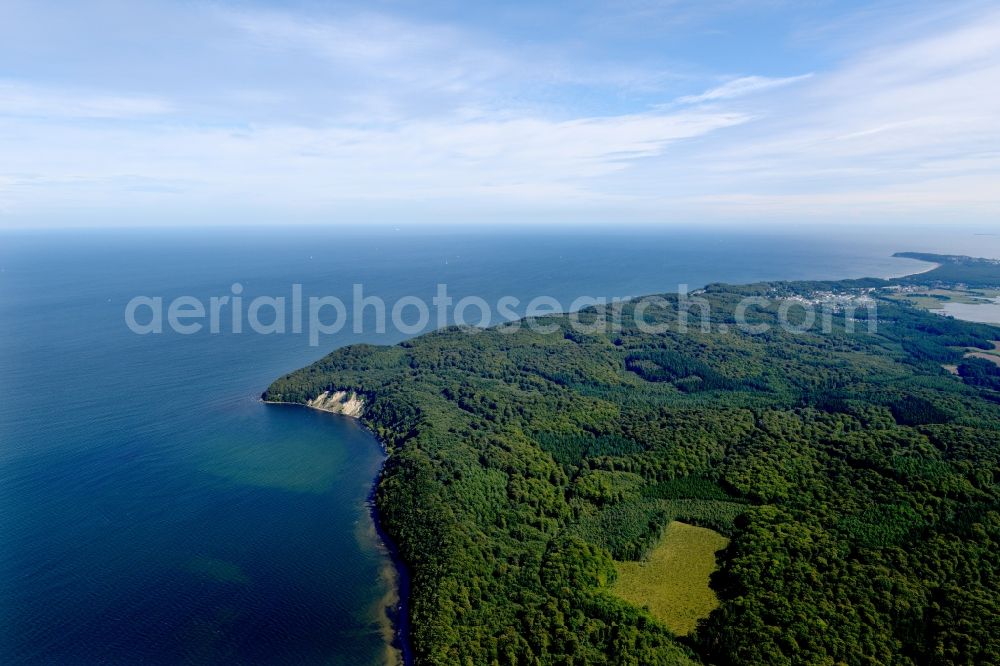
266 256 1000 665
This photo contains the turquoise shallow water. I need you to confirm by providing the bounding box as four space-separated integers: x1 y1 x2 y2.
1 226 997 664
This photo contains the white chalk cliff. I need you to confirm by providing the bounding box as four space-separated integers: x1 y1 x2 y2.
306 390 365 417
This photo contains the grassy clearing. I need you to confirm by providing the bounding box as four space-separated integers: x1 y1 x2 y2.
886 287 1000 311
611 520 727 636
899 295 946 310
970 340 1000 356
967 351 1000 367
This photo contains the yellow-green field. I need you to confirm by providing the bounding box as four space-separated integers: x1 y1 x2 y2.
610 521 728 636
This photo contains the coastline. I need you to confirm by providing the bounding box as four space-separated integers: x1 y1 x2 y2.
368 480 414 666
898 260 941 277
261 251 993 665
262 397 413 666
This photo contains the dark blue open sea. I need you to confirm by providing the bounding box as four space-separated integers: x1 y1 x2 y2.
1 226 997 664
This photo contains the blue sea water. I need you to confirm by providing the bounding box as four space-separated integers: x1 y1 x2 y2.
1 226 998 664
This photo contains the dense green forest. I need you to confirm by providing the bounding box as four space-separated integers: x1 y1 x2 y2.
266 265 1000 665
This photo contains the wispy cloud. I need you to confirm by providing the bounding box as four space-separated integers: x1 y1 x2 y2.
0 108 749 214
226 9 511 91
667 6 1000 218
221 7 687 120
0 81 170 119
678 74 813 104
1 1 999 226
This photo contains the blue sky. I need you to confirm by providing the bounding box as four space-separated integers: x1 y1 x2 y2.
1 0 998 228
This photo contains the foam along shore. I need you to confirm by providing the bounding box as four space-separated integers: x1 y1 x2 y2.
305 390 365 417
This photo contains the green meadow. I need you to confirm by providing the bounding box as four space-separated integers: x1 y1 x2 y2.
611 521 728 636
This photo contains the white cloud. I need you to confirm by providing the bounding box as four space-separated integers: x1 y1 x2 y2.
678 74 813 104
682 172 1000 219
2 2 1000 226
648 6 1000 221
0 108 748 215
220 8 525 123
221 7 688 122
0 81 170 119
